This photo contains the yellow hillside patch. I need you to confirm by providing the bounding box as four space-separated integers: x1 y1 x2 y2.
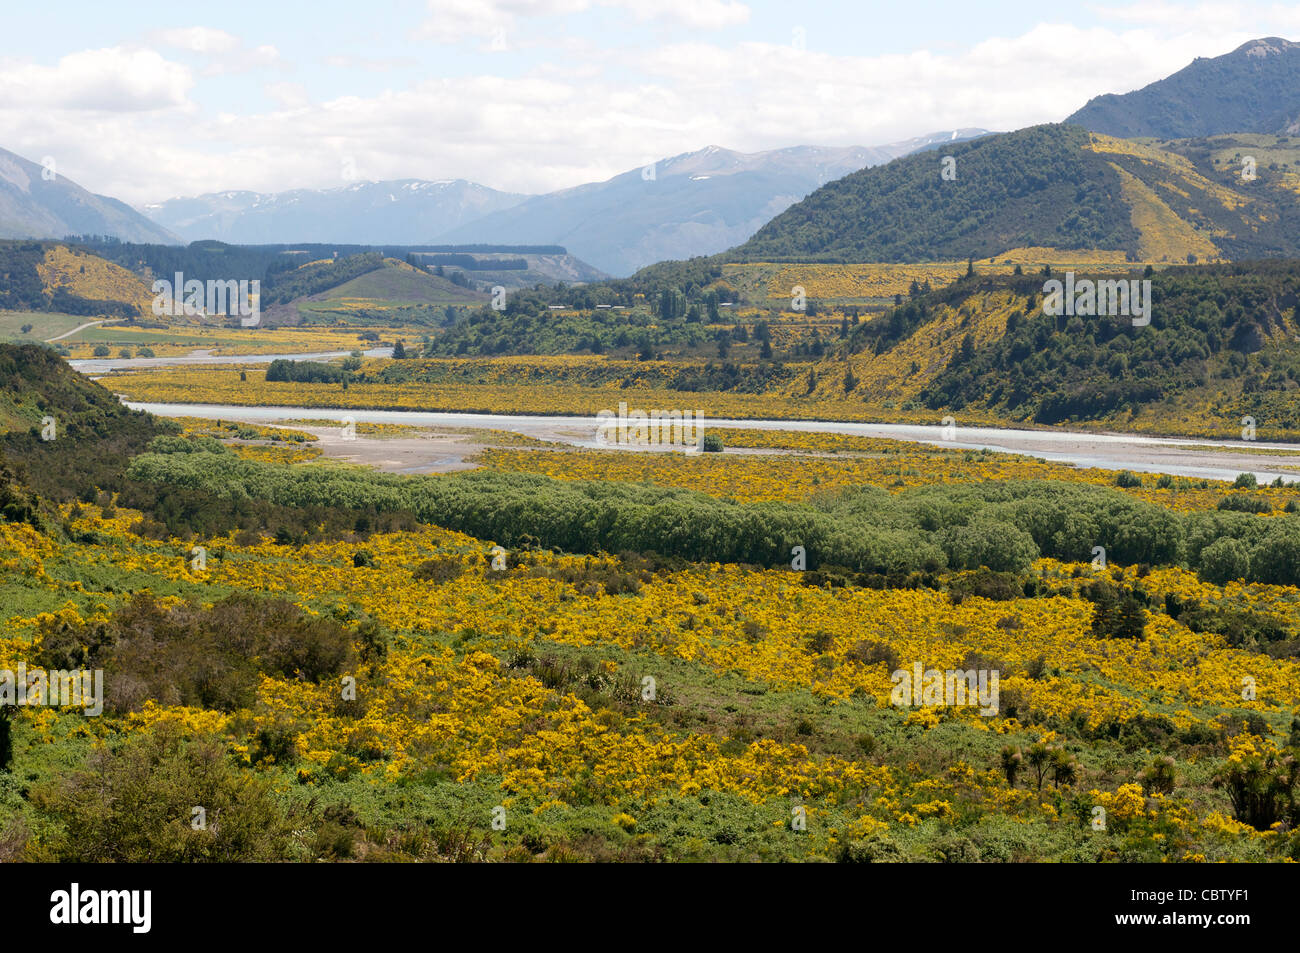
383 257 424 273
1088 133 1201 173
1111 165 1221 263
726 255 1144 303
37 245 152 315
1275 170 1300 196
990 246 1131 265
1090 133 1250 213
729 262 1012 301
800 289 1023 402
724 262 971 300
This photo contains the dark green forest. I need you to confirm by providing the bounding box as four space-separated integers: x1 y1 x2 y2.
906 261 1300 426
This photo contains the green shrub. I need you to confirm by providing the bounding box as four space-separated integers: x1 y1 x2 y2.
28 726 299 861
1218 495 1271 514
845 639 899 670
1085 580 1146 640
413 556 465 583
35 592 356 714
1249 520 1300 586
1199 537 1251 584
1140 756 1177 795
942 518 1038 572
1213 737 1296 830
148 434 228 455
949 568 1023 602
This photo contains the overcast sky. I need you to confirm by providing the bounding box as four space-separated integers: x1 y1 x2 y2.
3 0 1298 206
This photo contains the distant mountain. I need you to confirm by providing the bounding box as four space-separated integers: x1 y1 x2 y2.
1066 37 1300 139
732 123 1300 264
144 179 528 247
0 147 179 244
143 130 987 278
439 131 989 275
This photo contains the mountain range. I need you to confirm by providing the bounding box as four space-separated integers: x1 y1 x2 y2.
7 34 1300 281
437 132 988 275
142 179 527 249
1066 37 1300 139
139 130 987 276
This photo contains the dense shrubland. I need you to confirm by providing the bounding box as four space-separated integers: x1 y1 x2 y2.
124 447 1300 586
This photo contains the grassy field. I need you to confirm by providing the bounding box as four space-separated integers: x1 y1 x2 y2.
0 311 90 342
55 323 400 358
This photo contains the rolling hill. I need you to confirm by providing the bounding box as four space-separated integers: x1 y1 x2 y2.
732 123 1300 265
0 147 179 244
1066 37 1300 139
0 240 153 320
260 254 488 326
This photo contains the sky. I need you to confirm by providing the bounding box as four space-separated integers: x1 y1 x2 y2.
2 0 1299 207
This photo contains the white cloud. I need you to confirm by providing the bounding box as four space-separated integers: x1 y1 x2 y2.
324 54 420 72
147 27 282 74
617 0 750 29
0 47 192 111
416 0 748 41
264 81 310 108
149 27 243 54
4 8 1298 207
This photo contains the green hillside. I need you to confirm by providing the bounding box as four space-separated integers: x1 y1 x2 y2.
733 123 1300 265
266 254 487 326
0 344 171 504
316 259 484 305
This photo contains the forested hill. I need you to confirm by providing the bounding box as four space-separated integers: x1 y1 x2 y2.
829 260 1300 432
0 343 169 509
732 123 1300 265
